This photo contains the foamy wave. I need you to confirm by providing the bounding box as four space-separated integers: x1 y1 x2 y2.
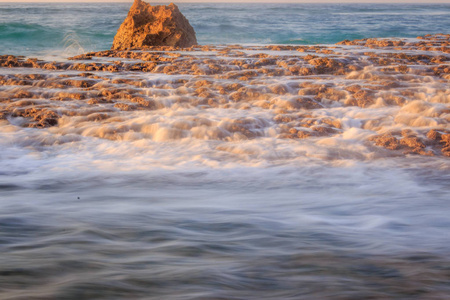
0 35 449 178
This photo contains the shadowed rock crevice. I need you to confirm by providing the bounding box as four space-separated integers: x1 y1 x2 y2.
112 0 197 50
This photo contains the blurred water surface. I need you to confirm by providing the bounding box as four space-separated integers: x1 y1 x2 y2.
1 165 450 299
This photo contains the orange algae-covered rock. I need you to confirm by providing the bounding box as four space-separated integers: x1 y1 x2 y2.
112 0 197 50
369 134 400 150
12 107 59 128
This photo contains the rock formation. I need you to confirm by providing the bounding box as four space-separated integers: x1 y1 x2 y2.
112 0 197 50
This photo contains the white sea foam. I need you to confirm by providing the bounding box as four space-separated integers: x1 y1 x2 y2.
1 39 450 300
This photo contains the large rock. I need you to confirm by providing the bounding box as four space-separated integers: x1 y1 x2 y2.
112 0 197 50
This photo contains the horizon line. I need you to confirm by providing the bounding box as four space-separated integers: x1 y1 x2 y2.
1 0 449 3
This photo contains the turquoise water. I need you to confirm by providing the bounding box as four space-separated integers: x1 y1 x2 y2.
0 2 449 57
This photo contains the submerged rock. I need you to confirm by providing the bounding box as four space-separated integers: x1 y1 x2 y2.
112 0 197 50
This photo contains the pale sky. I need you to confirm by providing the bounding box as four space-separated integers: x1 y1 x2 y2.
0 0 448 3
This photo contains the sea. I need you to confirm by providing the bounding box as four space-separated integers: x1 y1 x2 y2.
1 2 450 299
0 2 449 57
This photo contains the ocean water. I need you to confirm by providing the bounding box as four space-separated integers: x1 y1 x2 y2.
1 2 450 300
0 2 449 57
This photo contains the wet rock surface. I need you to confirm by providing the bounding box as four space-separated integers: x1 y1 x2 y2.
0 34 449 158
111 0 197 50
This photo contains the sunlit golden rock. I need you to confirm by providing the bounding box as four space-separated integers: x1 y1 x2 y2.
112 0 197 50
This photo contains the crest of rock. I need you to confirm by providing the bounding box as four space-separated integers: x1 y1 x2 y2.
112 0 197 50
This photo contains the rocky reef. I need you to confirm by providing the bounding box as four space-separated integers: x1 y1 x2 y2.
111 0 197 50
0 34 449 158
